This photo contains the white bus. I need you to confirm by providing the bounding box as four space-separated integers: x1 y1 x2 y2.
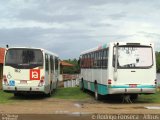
80 42 157 101
3 47 59 96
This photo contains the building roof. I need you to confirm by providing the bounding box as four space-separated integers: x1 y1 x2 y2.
0 48 5 64
60 61 74 67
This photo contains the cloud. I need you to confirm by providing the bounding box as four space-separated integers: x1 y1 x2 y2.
0 0 160 59
0 27 98 58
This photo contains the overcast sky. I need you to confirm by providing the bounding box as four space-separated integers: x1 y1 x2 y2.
0 0 160 59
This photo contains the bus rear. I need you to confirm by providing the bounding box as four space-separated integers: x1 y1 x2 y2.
109 42 156 95
3 48 46 95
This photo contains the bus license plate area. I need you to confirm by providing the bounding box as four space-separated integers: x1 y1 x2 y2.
129 84 137 88
20 80 27 84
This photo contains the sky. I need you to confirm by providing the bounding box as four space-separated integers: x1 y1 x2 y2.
0 0 160 59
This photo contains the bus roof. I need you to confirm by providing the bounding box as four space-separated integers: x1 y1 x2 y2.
81 43 109 55
81 42 153 55
6 47 58 57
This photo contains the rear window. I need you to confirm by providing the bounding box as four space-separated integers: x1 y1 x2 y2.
113 46 153 68
5 48 43 69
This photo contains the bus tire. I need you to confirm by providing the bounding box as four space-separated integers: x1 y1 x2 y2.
46 84 52 97
14 93 21 97
130 94 138 102
56 79 59 89
80 79 85 92
94 83 100 100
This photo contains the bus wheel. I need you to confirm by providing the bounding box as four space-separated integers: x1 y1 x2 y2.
14 93 21 97
94 84 100 100
46 85 52 97
56 79 59 89
80 79 85 92
130 94 138 102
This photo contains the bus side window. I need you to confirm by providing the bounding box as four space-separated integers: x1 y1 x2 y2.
97 51 100 68
94 52 97 68
105 49 108 68
97 51 99 68
91 53 94 68
102 49 108 68
50 56 54 73
45 54 49 71
55 57 58 70
80 55 83 68
88 54 91 68
84 54 87 68
85 54 87 68
100 50 103 68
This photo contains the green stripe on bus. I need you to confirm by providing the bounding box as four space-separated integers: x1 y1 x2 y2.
82 80 108 95
98 84 108 95
81 79 156 96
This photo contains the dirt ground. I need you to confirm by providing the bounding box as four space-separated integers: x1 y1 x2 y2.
0 96 160 115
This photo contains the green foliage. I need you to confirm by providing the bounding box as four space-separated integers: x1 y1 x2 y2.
61 58 80 74
156 52 160 73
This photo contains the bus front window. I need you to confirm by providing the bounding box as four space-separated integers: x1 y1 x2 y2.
113 46 153 68
5 49 43 69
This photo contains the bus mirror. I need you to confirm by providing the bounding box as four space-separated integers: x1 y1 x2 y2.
6 44 9 48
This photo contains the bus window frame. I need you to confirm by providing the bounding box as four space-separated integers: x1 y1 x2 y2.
112 45 154 69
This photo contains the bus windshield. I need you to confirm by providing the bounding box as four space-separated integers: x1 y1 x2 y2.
113 46 153 68
5 48 43 69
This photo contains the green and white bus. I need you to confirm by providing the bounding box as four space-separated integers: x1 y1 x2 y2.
80 42 157 100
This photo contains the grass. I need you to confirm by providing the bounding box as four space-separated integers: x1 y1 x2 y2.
0 87 160 103
0 87 90 104
53 87 91 100
0 90 14 104
53 87 160 103
138 91 160 103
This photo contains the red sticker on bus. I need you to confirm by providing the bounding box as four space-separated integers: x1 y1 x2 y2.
30 69 40 80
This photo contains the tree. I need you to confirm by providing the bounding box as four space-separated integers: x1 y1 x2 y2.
62 58 80 74
156 52 160 73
